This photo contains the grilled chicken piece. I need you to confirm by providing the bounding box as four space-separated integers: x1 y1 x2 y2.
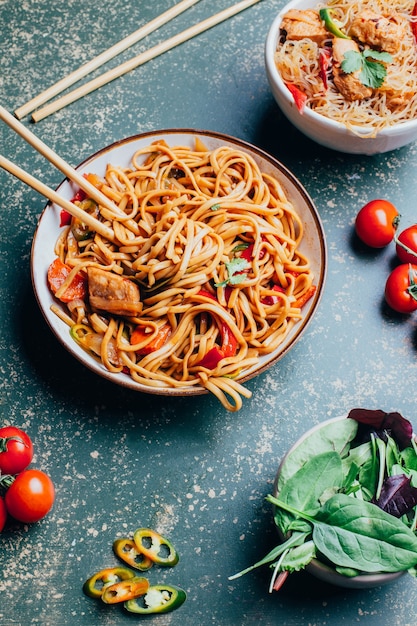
87 267 142 316
349 10 402 54
332 38 373 101
280 9 328 44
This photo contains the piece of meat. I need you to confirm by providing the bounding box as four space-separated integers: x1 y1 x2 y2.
280 9 328 44
87 267 142 316
349 10 402 54
332 38 373 101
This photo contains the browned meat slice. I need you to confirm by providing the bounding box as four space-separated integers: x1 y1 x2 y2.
349 10 402 54
87 267 142 316
332 38 373 101
280 9 328 44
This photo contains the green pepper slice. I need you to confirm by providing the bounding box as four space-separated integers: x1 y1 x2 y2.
133 528 179 566
113 538 154 571
319 8 351 39
101 576 149 604
124 584 187 614
82 566 135 599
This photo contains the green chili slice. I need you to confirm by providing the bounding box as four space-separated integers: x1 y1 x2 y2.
133 528 179 566
113 538 154 571
319 8 350 39
101 576 149 604
83 566 135 599
124 584 186 614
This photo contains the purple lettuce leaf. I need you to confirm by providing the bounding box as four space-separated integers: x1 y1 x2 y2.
373 474 417 518
348 408 413 450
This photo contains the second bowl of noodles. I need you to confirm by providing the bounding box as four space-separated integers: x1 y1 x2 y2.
31 130 326 411
265 0 417 154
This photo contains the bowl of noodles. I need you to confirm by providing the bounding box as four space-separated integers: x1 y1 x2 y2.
265 0 417 154
31 130 326 411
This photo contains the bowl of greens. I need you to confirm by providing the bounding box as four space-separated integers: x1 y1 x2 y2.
230 409 417 590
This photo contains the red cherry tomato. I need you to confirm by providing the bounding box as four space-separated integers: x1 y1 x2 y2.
396 225 417 264
384 264 417 314
355 199 399 248
5 469 55 523
0 427 34 475
0 497 7 532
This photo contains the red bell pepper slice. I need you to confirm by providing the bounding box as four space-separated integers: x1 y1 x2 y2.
319 48 332 90
261 284 285 306
59 210 72 227
195 289 238 368
285 82 307 113
131 323 171 355
47 257 87 302
412 2 417 41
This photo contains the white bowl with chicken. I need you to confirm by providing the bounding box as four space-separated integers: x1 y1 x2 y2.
31 130 326 410
265 0 417 154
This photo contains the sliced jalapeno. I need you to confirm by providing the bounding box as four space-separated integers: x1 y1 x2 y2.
124 584 186 614
101 576 149 604
71 199 99 241
319 8 351 39
82 566 135 599
133 528 179 566
113 538 153 571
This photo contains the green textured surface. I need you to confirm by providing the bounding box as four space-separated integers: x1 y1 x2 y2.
1 0 417 624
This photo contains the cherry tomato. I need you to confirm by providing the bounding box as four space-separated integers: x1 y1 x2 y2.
355 199 400 248
0 427 34 475
0 497 7 532
5 469 55 523
396 225 417 264
384 264 417 314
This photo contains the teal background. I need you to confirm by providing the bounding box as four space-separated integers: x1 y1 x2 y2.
1 0 417 624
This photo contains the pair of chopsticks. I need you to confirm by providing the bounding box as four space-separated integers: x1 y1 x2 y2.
0 105 119 241
15 0 262 122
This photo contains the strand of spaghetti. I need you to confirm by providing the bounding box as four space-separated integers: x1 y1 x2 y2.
14 0 202 119
31 0 263 122
0 105 140 234
0 154 116 242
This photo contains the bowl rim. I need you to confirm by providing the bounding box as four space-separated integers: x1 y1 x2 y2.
273 415 406 586
265 2 417 138
31 128 327 397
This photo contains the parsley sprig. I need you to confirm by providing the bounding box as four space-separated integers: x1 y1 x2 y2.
214 257 249 287
341 49 393 89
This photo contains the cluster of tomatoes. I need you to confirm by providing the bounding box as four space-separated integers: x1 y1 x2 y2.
355 199 417 314
0 426 55 531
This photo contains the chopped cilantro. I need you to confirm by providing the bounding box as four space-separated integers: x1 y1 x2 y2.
214 257 249 287
341 49 392 89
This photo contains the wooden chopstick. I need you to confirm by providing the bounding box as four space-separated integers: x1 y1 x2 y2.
14 0 202 120
0 155 116 242
30 0 262 122
0 105 139 234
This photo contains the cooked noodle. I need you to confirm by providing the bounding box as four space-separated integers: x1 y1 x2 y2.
49 140 315 411
275 0 417 136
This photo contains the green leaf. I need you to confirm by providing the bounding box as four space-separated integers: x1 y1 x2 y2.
313 494 417 572
278 541 316 573
340 49 392 89
227 531 308 580
341 50 362 74
214 257 249 287
277 419 357 491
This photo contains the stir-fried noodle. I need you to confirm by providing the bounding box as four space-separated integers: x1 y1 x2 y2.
275 0 417 136
48 140 315 411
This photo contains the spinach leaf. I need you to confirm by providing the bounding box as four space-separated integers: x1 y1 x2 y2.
277 419 357 491
276 451 343 534
269 493 417 573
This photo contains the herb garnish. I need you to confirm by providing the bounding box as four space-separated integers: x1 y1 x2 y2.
341 49 393 88
215 257 249 287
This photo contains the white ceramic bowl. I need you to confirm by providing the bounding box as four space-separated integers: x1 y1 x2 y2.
265 0 417 155
273 416 406 588
31 129 326 397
